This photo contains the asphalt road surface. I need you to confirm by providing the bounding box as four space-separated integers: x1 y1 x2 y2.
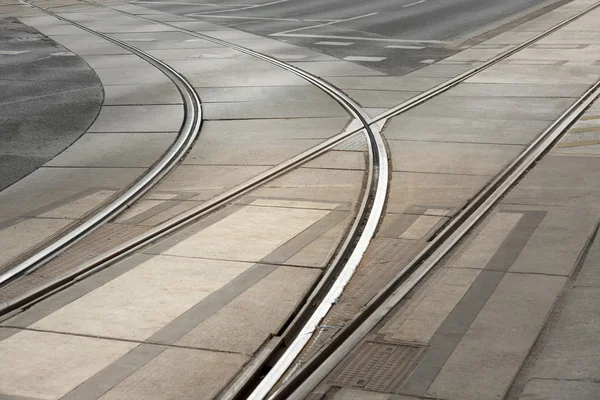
132 0 567 74
0 18 102 191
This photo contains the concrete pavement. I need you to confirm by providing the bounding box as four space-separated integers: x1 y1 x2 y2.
305 1 600 398
0 0 599 399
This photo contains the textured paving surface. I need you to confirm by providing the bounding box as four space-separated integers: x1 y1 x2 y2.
133 0 566 75
1 0 600 399
0 17 103 191
308 2 600 399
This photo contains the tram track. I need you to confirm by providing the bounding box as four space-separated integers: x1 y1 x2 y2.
1 0 388 332
0 1 203 287
274 79 600 399
2 1 600 399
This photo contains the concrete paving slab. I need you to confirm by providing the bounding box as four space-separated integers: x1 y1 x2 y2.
195 85 329 103
38 189 117 219
327 76 447 91
448 82 588 98
87 105 183 132
508 206 597 276
384 115 549 145
185 117 349 143
451 211 524 270
156 165 269 192
265 167 364 191
197 29 261 40
576 232 600 288
33 23 86 35
285 214 352 268
333 387 391 400
145 47 245 59
537 30 600 44
170 20 234 32
289 61 384 77
404 63 475 78
511 46 600 63
99 347 247 400
388 140 524 176
344 90 419 108
387 171 489 215
466 64 600 84
304 151 365 171
158 204 330 262
96 24 181 33
399 215 444 240
203 99 347 120
94 66 171 85
169 59 311 87
55 41 132 55
520 379 600 400
116 199 165 223
402 95 574 121
45 132 176 168
137 201 201 227
528 287 600 382
32 256 253 341
445 47 510 62
0 330 136 400
248 198 339 211
80 54 149 69
178 266 319 354
0 167 145 218
0 217 72 267
513 10 578 32
385 267 480 344
425 273 566 400
504 154 600 206
102 83 182 105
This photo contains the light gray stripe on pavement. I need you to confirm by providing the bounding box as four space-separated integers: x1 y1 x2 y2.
2 254 155 329
399 210 546 396
60 343 167 400
148 263 278 344
262 210 348 265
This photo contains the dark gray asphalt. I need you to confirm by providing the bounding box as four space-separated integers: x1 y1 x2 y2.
0 18 103 191
132 0 565 74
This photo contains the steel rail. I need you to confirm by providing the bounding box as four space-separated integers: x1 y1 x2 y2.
0 0 203 288
1 4 389 365
226 0 600 397
274 81 600 400
3 1 599 399
42 1 600 399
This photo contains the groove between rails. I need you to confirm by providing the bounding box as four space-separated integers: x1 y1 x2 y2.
275 83 600 399
0 0 203 287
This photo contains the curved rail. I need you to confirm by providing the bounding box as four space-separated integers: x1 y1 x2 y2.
1 2 390 364
0 0 203 287
5 1 600 399
276 77 600 400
